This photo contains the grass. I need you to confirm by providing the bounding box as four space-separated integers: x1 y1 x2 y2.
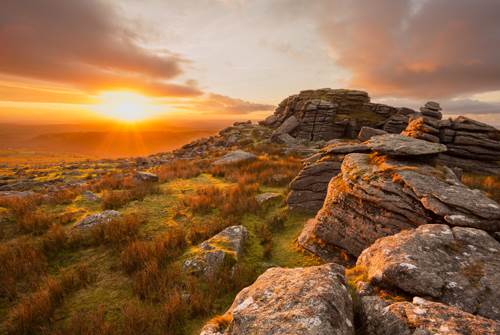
0 155 320 335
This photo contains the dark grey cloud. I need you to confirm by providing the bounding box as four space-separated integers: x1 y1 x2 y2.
0 0 201 96
315 0 500 99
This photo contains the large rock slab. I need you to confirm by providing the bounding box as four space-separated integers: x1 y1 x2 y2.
200 263 354 335
299 153 500 257
357 224 500 320
359 296 500 335
183 225 248 278
365 134 447 156
213 150 257 165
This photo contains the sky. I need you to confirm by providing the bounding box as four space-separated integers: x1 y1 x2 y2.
1 0 500 125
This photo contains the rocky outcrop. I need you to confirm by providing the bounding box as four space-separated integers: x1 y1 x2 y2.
261 88 402 142
200 263 354 335
359 296 500 335
183 226 248 278
173 121 273 159
402 105 500 174
357 224 500 320
213 150 257 166
74 210 121 229
299 136 500 258
287 141 369 212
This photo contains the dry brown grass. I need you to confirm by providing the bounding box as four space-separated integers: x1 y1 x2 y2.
101 181 161 210
0 237 47 300
209 155 301 187
15 209 56 234
121 227 187 274
41 224 68 254
461 174 500 203
55 306 113 335
4 263 94 335
155 159 207 182
89 213 144 246
183 182 259 218
47 188 80 206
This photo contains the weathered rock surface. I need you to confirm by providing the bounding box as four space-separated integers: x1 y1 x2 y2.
200 263 354 335
287 141 368 212
357 224 500 320
299 152 500 258
134 171 159 183
403 113 500 174
81 190 100 202
262 88 400 142
75 210 120 229
213 150 257 166
359 296 500 335
255 192 282 205
364 134 447 156
357 126 387 142
183 225 248 278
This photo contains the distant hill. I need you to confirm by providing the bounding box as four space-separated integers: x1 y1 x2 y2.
0 121 230 158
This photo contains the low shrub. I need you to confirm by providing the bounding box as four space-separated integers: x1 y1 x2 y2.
101 181 160 210
90 213 143 246
0 237 47 300
4 263 94 335
16 209 55 234
121 227 186 274
155 159 206 182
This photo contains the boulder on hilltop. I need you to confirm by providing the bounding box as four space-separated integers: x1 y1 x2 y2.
183 225 248 278
357 224 500 321
200 263 354 335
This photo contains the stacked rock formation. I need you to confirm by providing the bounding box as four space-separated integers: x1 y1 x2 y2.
261 88 403 141
402 102 500 174
298 134 500 258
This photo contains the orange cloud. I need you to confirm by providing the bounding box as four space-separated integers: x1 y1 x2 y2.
0 0 201 97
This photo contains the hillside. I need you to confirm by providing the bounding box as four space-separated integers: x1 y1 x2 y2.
0 89 499 335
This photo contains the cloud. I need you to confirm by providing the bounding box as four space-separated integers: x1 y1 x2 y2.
315 0 500 99
444 99 500 115
0 0 201 97
186 93 275 114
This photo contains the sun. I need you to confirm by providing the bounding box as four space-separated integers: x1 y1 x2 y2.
92 91 158 122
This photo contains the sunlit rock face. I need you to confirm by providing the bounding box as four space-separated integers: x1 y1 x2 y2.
403 110 500 174
261 88 405 141
298 135 500 259
200 263 354 335
357 224 500 321
359 296 500 335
